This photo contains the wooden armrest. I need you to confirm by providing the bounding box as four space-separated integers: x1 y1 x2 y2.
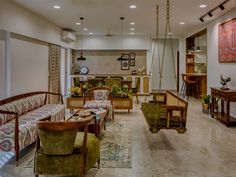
46 92 63 104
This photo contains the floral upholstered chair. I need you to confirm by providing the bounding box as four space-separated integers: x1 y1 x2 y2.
83 86 114 121
34 116 100 177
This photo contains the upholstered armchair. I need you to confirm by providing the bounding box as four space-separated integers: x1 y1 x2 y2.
34 116 100 177
83 86 114 121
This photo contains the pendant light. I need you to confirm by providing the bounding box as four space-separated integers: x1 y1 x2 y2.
117 17 126 61
77 17 86 60
195 36 202 53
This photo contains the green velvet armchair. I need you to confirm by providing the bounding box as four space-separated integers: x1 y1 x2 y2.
34 116 100 177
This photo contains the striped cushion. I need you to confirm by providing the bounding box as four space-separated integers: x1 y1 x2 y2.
0 104 17 126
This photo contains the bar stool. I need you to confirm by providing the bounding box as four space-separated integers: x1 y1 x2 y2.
180 74 200 98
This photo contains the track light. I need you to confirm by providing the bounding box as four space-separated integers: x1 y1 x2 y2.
208 12 213 17
199 17 204 23
219 4 225 10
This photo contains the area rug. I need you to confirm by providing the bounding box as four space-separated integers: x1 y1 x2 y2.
24 121 132 168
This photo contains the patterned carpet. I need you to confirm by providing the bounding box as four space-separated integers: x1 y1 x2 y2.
24 120 132 168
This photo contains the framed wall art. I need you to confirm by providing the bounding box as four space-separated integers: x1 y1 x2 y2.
129 52 135 66
218 18 236 63
121 60 129 70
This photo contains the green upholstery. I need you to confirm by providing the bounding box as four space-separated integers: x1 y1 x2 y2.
141 102 183 127
38 129 77 155
35 131 100 176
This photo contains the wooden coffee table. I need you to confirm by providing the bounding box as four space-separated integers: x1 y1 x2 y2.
67 108 108 136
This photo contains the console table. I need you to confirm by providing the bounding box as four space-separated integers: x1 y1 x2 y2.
210 87 236 127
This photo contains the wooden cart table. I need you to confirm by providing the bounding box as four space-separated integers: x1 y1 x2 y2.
67 109 108 136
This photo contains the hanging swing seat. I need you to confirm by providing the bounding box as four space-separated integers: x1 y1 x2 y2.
141 91 188 134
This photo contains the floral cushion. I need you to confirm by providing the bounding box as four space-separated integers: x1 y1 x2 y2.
93 90 110 100
0 104 65 152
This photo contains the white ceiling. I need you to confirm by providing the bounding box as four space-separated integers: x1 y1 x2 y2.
10 0 236 37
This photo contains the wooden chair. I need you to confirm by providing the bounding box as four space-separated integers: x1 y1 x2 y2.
34 116 100 177
83 86 114 121
131 77 140 103
180 74 200 98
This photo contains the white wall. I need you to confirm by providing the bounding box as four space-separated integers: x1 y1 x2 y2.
0 0 74 49
10 38 49 95
0 31 6 99
75 35 151 50
151 38 179 90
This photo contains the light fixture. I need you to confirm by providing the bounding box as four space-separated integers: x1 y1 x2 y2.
77 17 86 60
129 5 136 9
179 22 185 25
117 17 127 61
130 32 134 35
130 22 135 25
199 17 204 23
168 32 173 35
83 28 88 31
130 28 135 31
208 12 213 17
53 5 61 9
75 22 81 25
195 36 202 52
199 4 207 8
89 32 93 35
198 0 230 23
219 4 225 10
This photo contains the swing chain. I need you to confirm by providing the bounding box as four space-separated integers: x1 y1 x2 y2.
166 0 170 20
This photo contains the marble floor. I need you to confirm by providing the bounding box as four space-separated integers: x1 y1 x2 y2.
0 97 236 177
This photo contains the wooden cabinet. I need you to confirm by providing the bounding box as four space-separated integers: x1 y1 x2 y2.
186 54 194 73
210 87 236 127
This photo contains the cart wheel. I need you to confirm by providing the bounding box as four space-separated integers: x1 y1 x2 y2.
176 127 186 134
150 127 159 133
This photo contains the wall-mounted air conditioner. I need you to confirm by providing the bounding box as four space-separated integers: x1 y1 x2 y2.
61 31 76 43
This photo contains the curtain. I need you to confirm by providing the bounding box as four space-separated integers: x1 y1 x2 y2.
48 44 61 103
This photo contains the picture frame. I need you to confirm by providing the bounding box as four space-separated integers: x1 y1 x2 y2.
121 60 130 70
121 53 130 60
129 52 135 66
218 18 236 63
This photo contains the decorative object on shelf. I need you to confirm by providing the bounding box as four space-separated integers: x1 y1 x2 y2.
195 36 202 52
121 60 129 70
69 87 82 97
219 18 236 63
129 52 135 66
80 66 89 75
220 74 231 90
137 66 145 75
201 94 211 114
77 17 86 60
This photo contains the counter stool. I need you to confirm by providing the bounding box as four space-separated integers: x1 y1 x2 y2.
180 74 200 98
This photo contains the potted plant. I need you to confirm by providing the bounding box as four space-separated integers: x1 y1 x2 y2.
69 87 83 97
201 94 211 113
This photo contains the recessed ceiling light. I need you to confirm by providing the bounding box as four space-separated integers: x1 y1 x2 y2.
168 32 173 35
130 32 134 35
83 28 88 31
89 32 93 35
129 5 136 9
199 4 207 8
53 5 61 9
130 22 135 25
179 22 185 25
75 22 81 25
130 28 135 31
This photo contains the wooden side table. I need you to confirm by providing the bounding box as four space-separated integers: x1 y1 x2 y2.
210 87 236 127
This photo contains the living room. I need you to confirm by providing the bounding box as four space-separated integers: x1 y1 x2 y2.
0 0 236 177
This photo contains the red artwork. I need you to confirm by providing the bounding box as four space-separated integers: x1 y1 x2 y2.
218 18 236 63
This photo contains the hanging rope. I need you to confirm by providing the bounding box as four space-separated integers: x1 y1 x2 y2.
149 6 160 76
159 0 177 90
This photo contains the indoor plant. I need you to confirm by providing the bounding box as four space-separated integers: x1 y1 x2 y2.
201 94 211 113
69 87 82 97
